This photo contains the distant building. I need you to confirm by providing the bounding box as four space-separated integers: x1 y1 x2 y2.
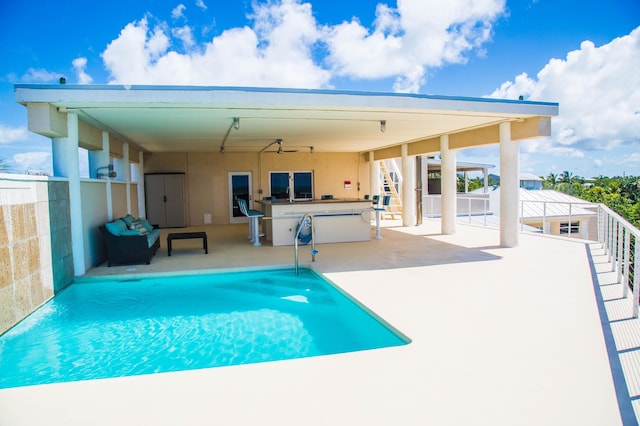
519 172 544 190
488 172 543 190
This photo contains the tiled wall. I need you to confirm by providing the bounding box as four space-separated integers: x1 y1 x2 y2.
0 177 73 334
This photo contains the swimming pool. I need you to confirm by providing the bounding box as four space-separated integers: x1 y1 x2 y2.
0 268 408 389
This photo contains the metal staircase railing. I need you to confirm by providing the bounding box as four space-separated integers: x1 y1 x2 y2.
294 213 317 275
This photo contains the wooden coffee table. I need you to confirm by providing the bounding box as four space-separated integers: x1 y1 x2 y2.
167 232 208 256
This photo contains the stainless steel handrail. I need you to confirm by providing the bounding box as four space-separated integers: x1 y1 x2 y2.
294 213 317 275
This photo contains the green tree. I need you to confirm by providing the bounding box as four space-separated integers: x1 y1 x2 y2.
543 172 557 189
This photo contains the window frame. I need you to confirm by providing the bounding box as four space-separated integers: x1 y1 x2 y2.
269 171 314 200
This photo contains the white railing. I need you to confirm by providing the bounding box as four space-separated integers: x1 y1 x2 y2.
598 204 640 317
423 194 491 224
519 200 599 237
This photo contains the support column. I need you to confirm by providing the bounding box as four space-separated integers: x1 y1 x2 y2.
401 144 416 226
52 112 86 276
136 151 146 219
500 122 519 247
441 135 456 235
483 168 489 193
464 171 469 193
89 131 113 220
369 151 380 197
114 143 132 214
415 156 423 225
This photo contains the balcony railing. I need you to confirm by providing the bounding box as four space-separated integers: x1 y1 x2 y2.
598 204 640 317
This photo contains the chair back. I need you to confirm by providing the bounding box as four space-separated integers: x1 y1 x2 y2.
382 195 391 206
372 195 380 206
237 198 249 216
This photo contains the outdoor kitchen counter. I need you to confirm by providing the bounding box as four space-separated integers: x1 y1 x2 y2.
255 198 373 246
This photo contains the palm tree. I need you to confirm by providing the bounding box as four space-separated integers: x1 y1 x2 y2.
559 170 573 183
544 172 557 189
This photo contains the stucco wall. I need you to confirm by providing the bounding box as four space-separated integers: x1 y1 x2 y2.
144 151 370 225
0 176 73 334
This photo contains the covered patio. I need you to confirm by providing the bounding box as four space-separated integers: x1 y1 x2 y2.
14 84 558 276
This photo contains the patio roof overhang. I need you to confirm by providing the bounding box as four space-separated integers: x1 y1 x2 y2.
15 85 558 158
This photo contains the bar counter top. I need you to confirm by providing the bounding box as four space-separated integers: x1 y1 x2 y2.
255 198 370 206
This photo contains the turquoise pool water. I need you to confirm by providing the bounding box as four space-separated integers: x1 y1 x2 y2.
0 268 408 389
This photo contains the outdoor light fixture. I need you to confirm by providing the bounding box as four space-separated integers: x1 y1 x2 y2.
380 120 386 132
233 117 240 130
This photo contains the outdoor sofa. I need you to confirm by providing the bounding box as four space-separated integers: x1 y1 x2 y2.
99 214 161 266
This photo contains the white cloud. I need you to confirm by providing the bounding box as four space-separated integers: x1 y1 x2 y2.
102 1 331 88
0 124 29 144
100 0 505 92
490 26 640 158
325 0 505 92
13 152 52 175
21 68 60 83
172 4 186 20
195 0 207 11
172 25 195 49
72 57 93 84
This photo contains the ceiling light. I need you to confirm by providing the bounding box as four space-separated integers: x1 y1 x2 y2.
380 120 386 132
233 117 240 130
220 146 225 153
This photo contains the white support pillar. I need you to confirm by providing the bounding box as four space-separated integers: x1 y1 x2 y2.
369 151 380 197
113 142 132 214
483 168 489 193
401 144 416 226
136 151 146 219
441 135 456 235
500 122 520 247
88 144 110 179
90 131 113 220
464 171 469 193
52 112 86 276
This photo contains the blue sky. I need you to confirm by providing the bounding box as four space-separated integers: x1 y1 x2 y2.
1 0 639 178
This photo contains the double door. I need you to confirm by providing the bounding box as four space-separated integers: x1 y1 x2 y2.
145 173 187 228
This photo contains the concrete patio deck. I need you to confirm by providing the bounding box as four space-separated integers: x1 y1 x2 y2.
0 219 635 425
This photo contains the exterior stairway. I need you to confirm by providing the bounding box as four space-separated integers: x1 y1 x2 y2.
379 161 403 219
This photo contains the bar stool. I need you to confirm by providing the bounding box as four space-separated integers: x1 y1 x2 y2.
373 195 391 239
237 198 264 246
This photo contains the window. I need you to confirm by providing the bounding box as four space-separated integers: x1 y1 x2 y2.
269 171 313 200
559 221 580 235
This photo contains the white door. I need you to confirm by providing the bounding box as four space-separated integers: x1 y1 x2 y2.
229 172 252 224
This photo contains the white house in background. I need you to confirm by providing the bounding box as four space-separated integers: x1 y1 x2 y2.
488 172 544 190
519 172 544 190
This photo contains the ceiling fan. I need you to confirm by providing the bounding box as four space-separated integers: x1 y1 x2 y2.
260 139 298 154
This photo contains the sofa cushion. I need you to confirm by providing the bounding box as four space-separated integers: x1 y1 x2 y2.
147 229 161 248
105 219 128 236
120 229 142 236
140 219 154 232
121 214 137 226
128 221 149 235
